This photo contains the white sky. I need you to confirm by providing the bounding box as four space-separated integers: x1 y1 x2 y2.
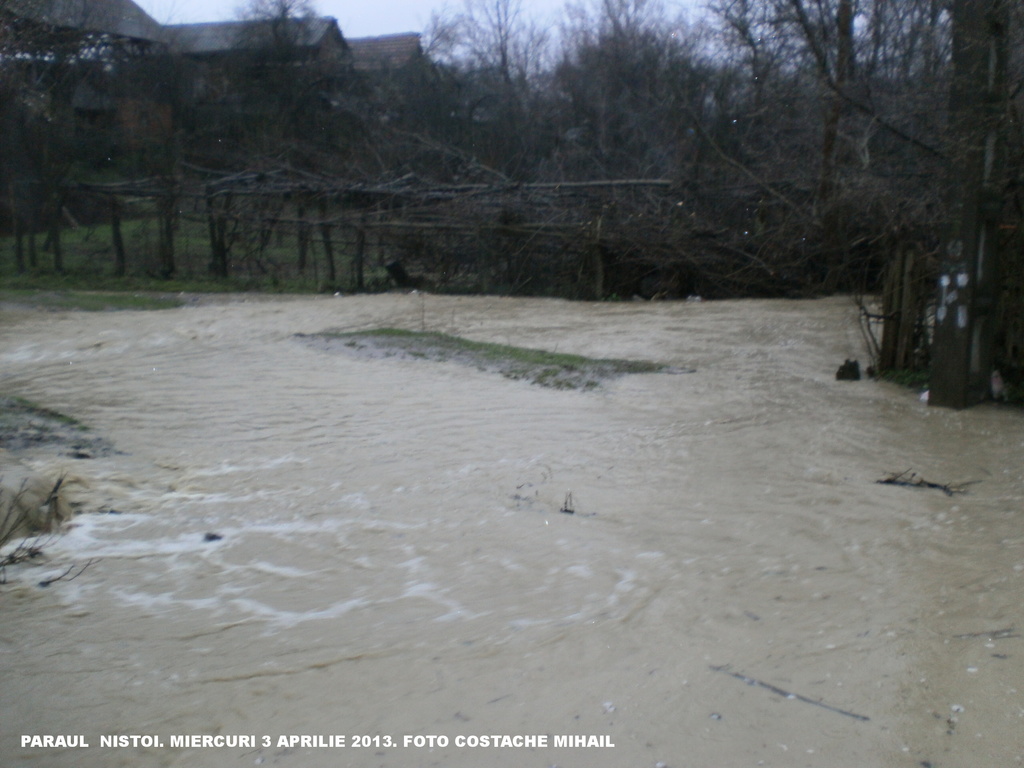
137 0 703 39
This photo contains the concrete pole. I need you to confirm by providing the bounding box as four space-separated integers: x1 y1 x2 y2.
930 0 1009 409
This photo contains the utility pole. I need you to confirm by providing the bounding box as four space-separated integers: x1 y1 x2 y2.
930 0 1009 409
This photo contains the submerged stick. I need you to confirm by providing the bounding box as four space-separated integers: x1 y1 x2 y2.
953 627 1018 640
709 665 870 722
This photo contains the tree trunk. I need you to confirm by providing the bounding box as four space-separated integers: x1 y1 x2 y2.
296 199 309 274
48 195 64 274
13 216 25 275
10 182 26 274
819 0 854 291
27 229 37 270
590 216 604 299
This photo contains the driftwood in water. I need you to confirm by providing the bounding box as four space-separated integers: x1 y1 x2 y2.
875 470 971 496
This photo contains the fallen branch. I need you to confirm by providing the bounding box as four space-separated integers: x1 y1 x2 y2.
709 665 870 722
0 535 49 573
875 470 972 496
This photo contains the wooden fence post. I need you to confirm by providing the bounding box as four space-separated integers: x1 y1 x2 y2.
12 184 25 274
157 185 177 278
319 199 336 287
354 223 366 292
48 192 64 274
111 195 126 277
296 197 309 275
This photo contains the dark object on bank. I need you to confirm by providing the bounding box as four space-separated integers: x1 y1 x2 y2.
836 359 861 380
203 532 223 542
385 261 425 289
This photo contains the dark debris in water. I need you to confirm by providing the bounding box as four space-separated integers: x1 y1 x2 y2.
875 469 974 496
560 491 575 514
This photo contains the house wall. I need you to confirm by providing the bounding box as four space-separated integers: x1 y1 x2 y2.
116 98 173 149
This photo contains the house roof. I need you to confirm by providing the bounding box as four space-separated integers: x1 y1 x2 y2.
347 33 422 70
164 17 344 56
8 0 164 42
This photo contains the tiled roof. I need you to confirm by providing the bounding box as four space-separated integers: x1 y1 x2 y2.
164 17 342 55
8 0 164 41
7 2 424 71
347 33 422 70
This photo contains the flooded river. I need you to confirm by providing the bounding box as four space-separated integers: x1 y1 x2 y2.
1 294 1022 768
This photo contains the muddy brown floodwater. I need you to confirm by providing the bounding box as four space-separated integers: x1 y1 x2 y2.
1 294 1022 768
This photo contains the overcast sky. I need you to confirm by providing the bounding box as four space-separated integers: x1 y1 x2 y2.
137 0 704 39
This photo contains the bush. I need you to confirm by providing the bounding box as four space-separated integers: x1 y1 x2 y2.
0 471 69 582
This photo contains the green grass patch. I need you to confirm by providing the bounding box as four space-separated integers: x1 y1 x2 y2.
0 394 118 458
878 368 930 390
0 290 184 311
0 214 386 294
312 328 677 390
0 396 86 430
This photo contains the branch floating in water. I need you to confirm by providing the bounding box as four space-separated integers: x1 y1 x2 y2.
875 470 972 496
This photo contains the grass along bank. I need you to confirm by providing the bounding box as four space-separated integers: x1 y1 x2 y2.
0 290 185 312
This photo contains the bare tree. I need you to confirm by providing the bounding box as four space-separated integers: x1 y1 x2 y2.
427 0 554 177
235 0 319 49
454 0 551 85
